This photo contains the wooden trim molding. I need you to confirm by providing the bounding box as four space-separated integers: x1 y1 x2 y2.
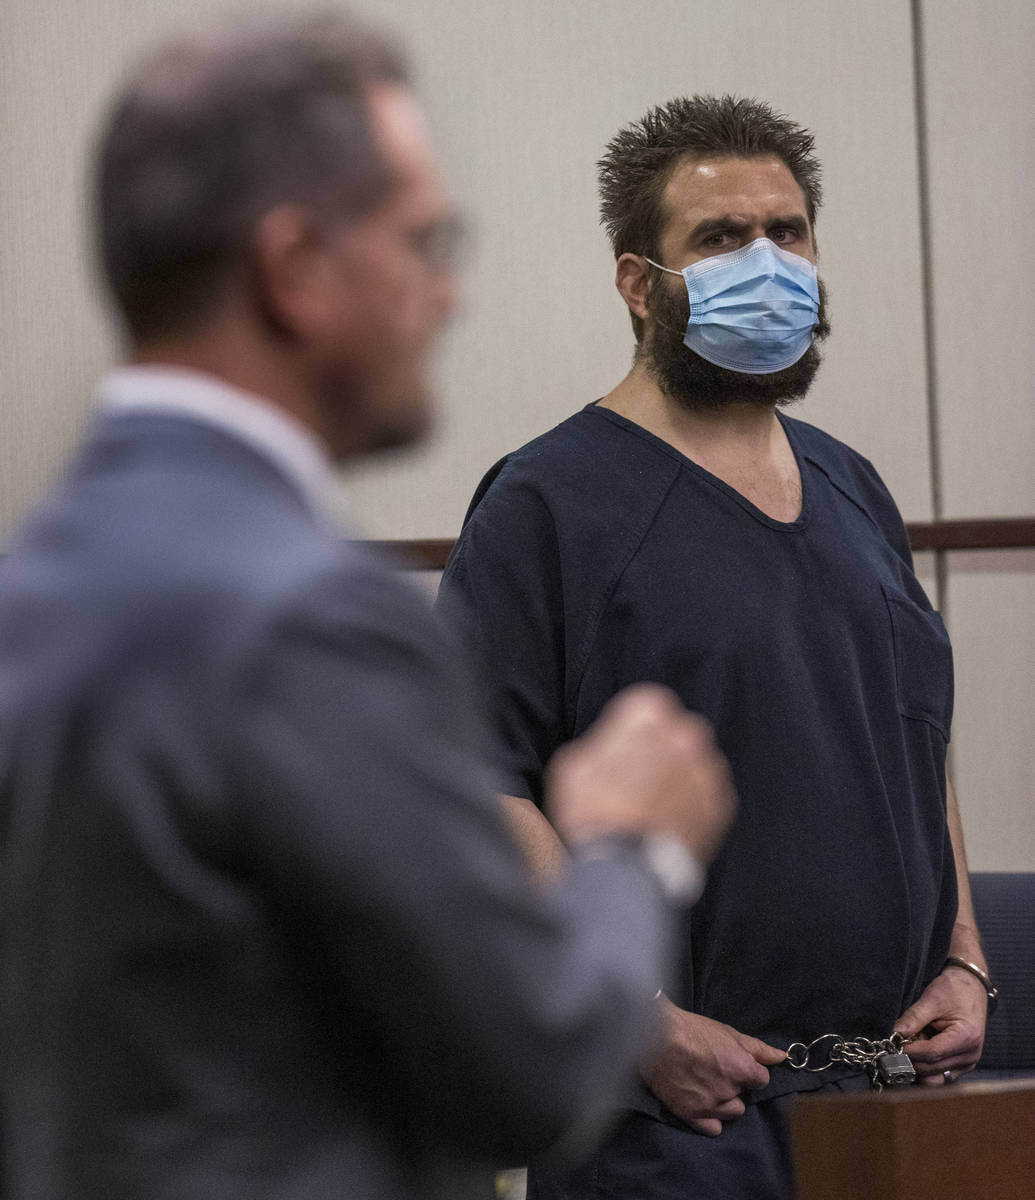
904 517 1035 552
365 539 457 569
367 518 1035 570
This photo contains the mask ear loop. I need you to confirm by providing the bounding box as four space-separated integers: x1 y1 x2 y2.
636 257 691 344
643 257 684 277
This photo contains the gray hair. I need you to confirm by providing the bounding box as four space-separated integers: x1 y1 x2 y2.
94 11 408 340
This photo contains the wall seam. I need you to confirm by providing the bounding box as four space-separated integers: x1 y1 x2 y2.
911 0 955 792
910 0 948 619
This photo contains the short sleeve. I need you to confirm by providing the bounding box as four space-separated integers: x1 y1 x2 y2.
440 464 568 807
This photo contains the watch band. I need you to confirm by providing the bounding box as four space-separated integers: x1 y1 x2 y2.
944 955 999 1017
574 833 704 905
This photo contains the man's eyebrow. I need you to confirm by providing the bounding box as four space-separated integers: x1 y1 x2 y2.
687 216 751 241
686 213 811 242
767 214 810 235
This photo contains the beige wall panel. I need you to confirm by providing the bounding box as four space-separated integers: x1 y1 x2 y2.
343 0 934 535
921 1 1035 518
913 550 937 606
0 0 234 533
946 550 1035 871
1 0 931 544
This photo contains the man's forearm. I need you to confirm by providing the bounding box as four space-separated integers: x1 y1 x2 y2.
945 775 986 969
892 775 989 1073
501 793 570 882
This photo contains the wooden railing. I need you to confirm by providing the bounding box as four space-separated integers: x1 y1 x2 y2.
368 517 1035 570
904 517 1035 551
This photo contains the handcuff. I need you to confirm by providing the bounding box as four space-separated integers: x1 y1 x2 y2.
783 957 998 1092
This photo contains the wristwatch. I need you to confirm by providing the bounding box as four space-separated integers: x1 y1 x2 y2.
944 956 999 1017
575 833 704 905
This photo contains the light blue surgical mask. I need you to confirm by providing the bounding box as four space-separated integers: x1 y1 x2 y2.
645 237 820 375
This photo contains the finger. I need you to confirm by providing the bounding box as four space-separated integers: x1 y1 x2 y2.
595 684 684 739
894 1001 937 1040
728 1037 779 1081
917 1064 973 1086
688 1118 723 1137
733 1031 787 1067
913 1050 981 1077
749 1040 788 1067
709 1097 746 1120
904 1043 943 1064
902 1029 975 1064
743 1065 772 1091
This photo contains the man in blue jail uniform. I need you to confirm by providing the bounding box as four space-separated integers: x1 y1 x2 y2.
441 95 996 1199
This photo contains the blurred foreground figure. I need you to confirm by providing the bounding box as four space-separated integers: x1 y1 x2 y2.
0 15 734 1200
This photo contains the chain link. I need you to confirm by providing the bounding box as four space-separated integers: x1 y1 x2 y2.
783 1031 912 1074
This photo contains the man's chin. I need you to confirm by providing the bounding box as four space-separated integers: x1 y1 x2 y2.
365 419 433 456
361 393 436 457
648 343 824 412
323 374 436 463
642 276 830 413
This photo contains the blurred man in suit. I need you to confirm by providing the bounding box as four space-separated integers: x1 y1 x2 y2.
0 16 734 1200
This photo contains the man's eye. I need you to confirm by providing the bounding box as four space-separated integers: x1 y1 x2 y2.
770 228 794 243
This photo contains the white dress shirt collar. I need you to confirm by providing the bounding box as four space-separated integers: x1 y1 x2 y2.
98 365 340 519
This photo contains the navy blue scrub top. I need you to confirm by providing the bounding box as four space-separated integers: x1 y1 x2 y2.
442 403 957 1103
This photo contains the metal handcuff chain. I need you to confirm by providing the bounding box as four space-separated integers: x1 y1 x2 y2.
783 1031 917 1091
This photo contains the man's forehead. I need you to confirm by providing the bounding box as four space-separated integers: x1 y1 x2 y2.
367 84 436 180
660 154 808 223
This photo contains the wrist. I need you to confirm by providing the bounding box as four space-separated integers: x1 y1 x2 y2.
948 919 984 965
573 832 704 905
944 955 998 1017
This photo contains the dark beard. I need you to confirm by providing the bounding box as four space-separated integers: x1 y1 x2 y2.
642 274 831 412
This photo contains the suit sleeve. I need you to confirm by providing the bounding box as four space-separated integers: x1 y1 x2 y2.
226 560 671 1164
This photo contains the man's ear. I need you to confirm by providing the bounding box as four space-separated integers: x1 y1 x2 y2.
615 252 653 323
250 205 351 338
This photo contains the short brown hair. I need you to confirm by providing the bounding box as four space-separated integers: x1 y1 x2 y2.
95 12 408 341
598 95 823 339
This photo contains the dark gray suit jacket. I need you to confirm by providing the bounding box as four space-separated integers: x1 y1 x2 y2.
0 411 672 1199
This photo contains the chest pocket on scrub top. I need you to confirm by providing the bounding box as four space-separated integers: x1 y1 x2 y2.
881 584 954 740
